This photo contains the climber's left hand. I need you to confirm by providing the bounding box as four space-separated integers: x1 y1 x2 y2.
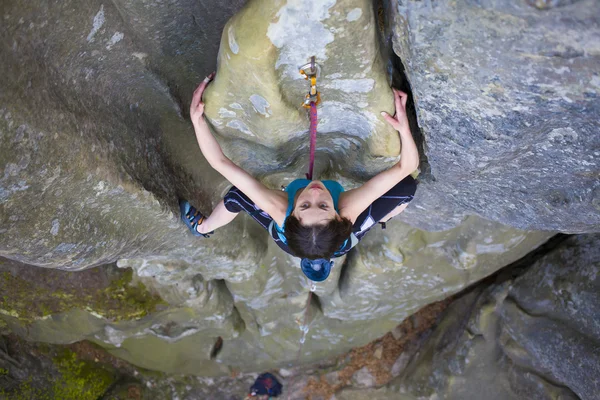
190 71 215 126
381 88 409 131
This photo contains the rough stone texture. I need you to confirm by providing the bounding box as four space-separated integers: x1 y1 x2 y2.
0 0 587 380
384 234 600 400
0 0 259 275
0 259 242 376
1 217 551 375
0 334 260 400
390 0 600 232
203 0 402 180
336 387 395 400
0 335 118 399
352 366 376 388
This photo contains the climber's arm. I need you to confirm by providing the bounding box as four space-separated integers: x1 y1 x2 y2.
338 89 419 222
191 124 288 227
338 151 417 223
190 76 287 222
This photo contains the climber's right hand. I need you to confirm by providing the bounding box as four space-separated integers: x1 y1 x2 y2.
190 71 215 126
381 88 409 131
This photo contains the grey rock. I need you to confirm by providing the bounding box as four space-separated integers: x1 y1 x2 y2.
390 0 600 232
390 326 404 341
336 387 408 400
352 366 376 388
390 352 411 378
324 370 340 386
388 234 600 400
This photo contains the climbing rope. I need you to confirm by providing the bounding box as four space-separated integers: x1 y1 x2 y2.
307 102 317 180
299 56 320 180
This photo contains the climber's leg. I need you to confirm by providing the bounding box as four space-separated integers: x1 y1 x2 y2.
196 186 276 234
196 199 239 234
220 186 275 231
380 203 409 223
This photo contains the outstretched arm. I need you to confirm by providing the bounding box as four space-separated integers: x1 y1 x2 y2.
190 73 227 167
338 88 419 222
190 74 286 222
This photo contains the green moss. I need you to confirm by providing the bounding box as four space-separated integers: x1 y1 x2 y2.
0 377 49 400
0 266 166 324
99 268 166 320
0 350 115 400
51 350 115 400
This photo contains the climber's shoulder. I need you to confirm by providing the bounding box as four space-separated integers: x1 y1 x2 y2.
214 158 287 224
266 189 288 226
338 190 359 223
269 189 288 210
270 189 288 202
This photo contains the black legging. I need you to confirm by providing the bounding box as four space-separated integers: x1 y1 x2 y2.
223 175 417 257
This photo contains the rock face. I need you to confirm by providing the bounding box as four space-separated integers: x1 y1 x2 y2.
390 0 600 232
375 234 600 400
0 0 249 271
1 222 551 375
0 0 596 381
203 0 401 180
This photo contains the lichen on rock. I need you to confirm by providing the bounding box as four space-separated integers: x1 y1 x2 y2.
0 342 116 400
0 258 165 324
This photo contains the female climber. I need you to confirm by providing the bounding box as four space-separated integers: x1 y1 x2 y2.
180 72 419 282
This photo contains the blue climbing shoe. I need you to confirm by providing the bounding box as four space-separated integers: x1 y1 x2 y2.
179 200 213 238
249 372 283 397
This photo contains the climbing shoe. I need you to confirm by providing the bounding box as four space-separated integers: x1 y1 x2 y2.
179 200 213 238
249 372 283 397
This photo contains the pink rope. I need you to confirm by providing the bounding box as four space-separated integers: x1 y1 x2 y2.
306 101 318 180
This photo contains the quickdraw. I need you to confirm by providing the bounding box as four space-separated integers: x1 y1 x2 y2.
299 56 321 109
299 56 321 180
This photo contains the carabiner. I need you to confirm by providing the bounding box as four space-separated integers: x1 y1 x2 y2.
299 56 321 108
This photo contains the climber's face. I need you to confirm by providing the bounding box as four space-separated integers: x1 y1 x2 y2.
292 181 339 225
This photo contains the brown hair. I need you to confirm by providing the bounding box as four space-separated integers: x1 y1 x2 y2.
284 215 353 259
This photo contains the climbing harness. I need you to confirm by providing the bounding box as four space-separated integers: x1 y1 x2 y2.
299 56 320 180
